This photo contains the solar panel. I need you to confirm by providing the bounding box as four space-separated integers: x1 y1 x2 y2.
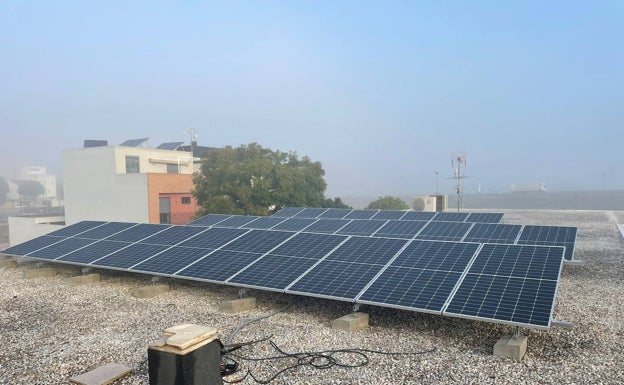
242 217 287 229
317 208 351 219
107 224 171 242
371 210 406 220
271 207 305 217
374 220 428 239
228 255 319 290
176 250 262 282
179 227 249 249
325 237 408 264
58 240 132 264
156 141 184 150
188 214 231 226
433 212 470 222
401 211 436 221
466 213 504 224
303 219 350 233
119 138 148 147
75 222 138 240
132 246 212 275
28 238 96 260
1 235 66 256
94 244 169 269
215 216 260 228
336 220 387 236
463 223 523 244
443 244 564 328
343 210 378 220
517 225 577 260
139 226 206 246
293 208 328 218
46 221 106 237
416 221 473 242
222 230 294 254
390 240 479 272
270 233 348 259
270 218 316 231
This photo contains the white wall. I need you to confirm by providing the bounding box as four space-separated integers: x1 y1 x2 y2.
8 216 65 246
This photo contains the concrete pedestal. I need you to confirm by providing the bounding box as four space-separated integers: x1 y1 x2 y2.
68 274 101 287
0 259 18 269
331 312 369 332
22 267 58 279
494 335 528 361
218 298 256 313
132 284 170 298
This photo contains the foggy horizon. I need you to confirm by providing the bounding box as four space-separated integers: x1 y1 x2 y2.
1 2 622 198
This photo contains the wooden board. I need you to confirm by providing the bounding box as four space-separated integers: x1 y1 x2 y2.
163 324 219 350
69 363 132 385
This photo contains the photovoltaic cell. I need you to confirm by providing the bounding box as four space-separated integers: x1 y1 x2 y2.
242 217 287 229
463 223 522 244
223 230 294 254
58 240 131 264
390 240 479 272
176 250 261 282
132 247 212 274
371 210 407 220
293 208 328 218
271 207 305 217
326 237 407 264
271 218 316 231
433 212 470 222
156 141 184 150
401 211 436 221
466 213 504 224
303 219 350 234
75 222 138 240
214 216 260 228
416 221 473 242
188 214 231 226
228 255 318 290
517 225 577 260
343 210 378 220
179 227 249 249
107 224 171 242
270 232 347 259
46 221 106 237
94 243 169 269
28 238 95 260
140 226 207 246
336 220 387 236
374 220 427 239
317 208 351 219
467 244 563 280
1 235 65 256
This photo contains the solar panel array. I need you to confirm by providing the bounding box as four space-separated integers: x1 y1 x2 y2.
2 213 569 329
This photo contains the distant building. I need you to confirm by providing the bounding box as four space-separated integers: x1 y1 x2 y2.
510 183 547 193
8 166 59 207
62 139 212 225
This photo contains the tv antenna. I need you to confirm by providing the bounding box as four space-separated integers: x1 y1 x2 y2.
451 151 467 212
183 128 198 154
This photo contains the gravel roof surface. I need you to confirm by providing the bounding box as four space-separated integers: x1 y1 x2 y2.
1 209 623 384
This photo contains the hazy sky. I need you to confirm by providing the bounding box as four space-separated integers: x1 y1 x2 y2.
1 1 622 197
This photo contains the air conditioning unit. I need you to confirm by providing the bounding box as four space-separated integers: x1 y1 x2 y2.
412 195 447 212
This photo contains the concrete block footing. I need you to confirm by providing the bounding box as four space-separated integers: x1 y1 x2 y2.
0 259 18 269
219 297 257 313
132 284 170 298
67 274 101 287
331 312 369 332
494 335 528 361
22 267 58 279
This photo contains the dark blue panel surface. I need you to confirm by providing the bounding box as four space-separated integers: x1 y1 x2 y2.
432 212 470 222
132 247 212 274
326 237 407 264
228 255 317 290
374 220 427 239
444 274 558 327
156 141 184 150
401 211 436 221
107 224 171 242
271 207 305 217
270 232 347 259
336 220 387 236
416 221 473 242
94 244 169 268
317 208 351 219
223 230 293 253
463 223 522 244
46 221 106 237
176 250 261 282
270 218 316 231
58 240 131 264
467 244 563 280
359 268 462 312
1 235 65 256
215 216 260 228
29 238 95 260
188 214 231 226
75 222 138 240
178 227 249 249
343 210 378 220
293 208 328 218
140 226 207 246
517 225 577 260
242 217 287 229
303 219 350 234
391 240 478 272
371 210 407 220
466 213 504 224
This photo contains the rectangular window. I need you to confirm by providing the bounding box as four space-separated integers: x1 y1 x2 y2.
181 197 191 205
159 197 171 224
166 163 179 174
125 156 140 173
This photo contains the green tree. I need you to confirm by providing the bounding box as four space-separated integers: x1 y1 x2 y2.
322 197 352 209
193 143 327 216
18 180 45 198
0 177 9 205
366 196 409 210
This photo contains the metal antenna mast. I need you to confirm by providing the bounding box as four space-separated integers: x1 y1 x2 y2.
451 151 467 212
